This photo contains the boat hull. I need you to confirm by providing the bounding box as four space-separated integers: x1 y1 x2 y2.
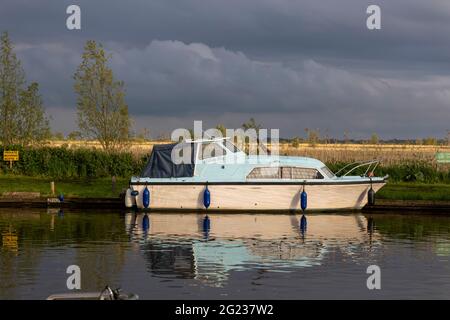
129 182 386 211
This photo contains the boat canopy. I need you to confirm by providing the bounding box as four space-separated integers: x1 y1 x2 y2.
140 143 195 178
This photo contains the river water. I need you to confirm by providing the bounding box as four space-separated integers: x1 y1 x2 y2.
1 209 450 299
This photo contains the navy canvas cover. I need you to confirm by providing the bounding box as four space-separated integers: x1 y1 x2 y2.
140 143 195 178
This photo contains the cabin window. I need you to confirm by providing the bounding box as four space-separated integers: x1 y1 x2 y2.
281 167 292 179
247 167 280 179
281 167 323 179
247 166 323 179
291 167 323 179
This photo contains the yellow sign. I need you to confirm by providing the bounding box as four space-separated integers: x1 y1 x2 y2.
3 150 19 162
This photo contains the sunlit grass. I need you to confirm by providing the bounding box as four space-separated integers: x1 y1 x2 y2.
0 175 129 198
378 183 450 201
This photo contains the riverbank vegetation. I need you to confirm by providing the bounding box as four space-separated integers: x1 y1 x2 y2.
0 144 448 200
0 145 143 179
1 144 449 181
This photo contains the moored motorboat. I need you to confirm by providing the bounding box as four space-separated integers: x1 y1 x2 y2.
126 137 387 211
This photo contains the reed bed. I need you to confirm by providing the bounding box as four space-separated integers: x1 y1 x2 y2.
47 140 450 165
278 143 450 165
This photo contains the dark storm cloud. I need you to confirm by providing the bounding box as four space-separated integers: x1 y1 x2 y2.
1 0 450 138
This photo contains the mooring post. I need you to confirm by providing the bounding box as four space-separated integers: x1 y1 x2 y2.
112 175 116 194
50 181 55 195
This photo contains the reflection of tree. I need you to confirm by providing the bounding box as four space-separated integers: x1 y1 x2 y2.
0 210 130 298
0 211 46 299
369 215 450 241
66 212 130 291
369 214 450 256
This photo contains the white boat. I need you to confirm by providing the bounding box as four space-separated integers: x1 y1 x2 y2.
125 137 387 211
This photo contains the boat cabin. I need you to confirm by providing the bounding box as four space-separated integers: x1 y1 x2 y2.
137 137 336 183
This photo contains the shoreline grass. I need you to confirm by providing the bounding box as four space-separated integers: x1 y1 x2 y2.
0 175 129 198
377 182 450 201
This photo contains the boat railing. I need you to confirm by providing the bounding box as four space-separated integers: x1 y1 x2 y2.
335 159 381 177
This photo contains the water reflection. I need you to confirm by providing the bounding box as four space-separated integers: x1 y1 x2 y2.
1 209 450 299
124 212 381 287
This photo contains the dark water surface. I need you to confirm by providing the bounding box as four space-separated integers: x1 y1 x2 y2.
1 209 450 299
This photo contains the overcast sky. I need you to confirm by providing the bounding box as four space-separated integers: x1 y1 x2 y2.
1 0 450 139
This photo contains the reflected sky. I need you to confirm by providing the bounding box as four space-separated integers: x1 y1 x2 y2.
1 209 450 299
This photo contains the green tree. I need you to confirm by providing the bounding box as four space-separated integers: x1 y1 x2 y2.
242 118 261 133
67 131 82 140
0 31 25 145
215 124 227 137
369 133 379 145
423 137 437 145
17 82 50 145
291 136 302 148
305 128 320 147
74 40 130 151
52 132 64 140
135 127 150 141
0 32 49 146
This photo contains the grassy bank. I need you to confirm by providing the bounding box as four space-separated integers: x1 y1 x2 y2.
0 175 129 198
0 175 449 201
377 182 450 201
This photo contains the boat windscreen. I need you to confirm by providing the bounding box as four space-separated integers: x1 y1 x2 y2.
321 166 335 178
140 143 195 178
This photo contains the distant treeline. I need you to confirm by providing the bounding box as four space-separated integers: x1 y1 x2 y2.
280 136 450 146
1 146 449 183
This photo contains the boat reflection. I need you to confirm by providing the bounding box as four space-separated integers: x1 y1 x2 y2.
125 212 380 286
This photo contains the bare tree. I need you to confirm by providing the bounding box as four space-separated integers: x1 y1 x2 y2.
242 118 262 133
